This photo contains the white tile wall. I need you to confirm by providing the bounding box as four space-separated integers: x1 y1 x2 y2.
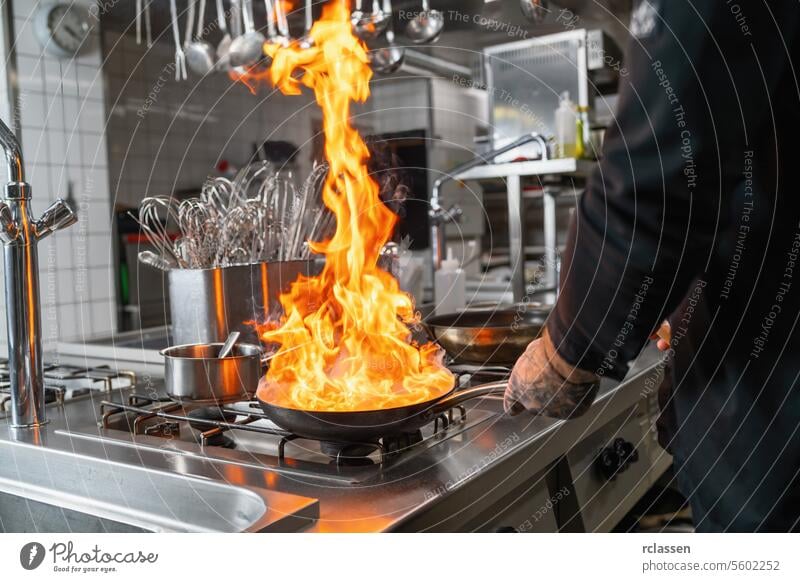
0 0 116 350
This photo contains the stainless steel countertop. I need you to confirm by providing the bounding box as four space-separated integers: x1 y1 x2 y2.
1 346 664 532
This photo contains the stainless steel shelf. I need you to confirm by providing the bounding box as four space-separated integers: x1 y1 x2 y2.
454 157 596 181
452 158 596 301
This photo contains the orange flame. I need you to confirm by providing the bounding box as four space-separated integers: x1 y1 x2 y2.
252 0 454 412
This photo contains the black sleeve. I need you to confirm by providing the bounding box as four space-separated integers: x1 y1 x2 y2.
547 0 797 379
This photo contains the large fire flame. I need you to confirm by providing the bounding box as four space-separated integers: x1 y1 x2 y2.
251 0 454 412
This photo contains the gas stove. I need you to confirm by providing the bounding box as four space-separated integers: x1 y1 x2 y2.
0 358 137 412
0 343 670 532
67 364 509 485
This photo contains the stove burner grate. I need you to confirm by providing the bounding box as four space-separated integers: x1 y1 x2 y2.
100 394 470 467
0 360 137 413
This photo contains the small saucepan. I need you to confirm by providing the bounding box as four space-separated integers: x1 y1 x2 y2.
160 342 266 404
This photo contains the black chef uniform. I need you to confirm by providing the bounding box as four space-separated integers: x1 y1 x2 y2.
548 1 800 531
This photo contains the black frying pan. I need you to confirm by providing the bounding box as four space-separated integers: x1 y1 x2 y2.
424 306 549 365
256 381 506 442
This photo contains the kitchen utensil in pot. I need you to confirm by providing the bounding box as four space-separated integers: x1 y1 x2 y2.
284 162 329 260
218 331 241 358
405 0 443 44
132 197 186 268
161 342 265 404
176 198 217 268
187 0 217 74
424 306 550 365
169 0 188 80
256 380 507 442
134 161 330 269
138 250 176 271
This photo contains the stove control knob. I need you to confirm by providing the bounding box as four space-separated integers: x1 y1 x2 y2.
613 438 639 468
596 438 639 481
597 447 621 481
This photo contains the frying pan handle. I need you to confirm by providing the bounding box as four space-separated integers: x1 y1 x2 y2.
424 381 507 419
415 321 434 341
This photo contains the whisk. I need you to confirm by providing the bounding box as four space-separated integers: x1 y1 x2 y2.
177 198 219 268
133 196 187 267
136 161 336 270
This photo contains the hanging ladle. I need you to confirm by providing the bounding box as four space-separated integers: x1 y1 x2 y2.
298 0 314 49
273 0 291 45
187 0 217 74
169 0 188 80
405 0 443 44
228 0 266 68
352 0 389 41
215 0 234 70
371 1 403 74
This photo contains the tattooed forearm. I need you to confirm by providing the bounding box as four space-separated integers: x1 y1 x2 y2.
509 375 599 419
504 334 600 418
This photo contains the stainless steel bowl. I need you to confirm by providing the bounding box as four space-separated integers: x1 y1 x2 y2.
161 342 264 404
425 306 550 365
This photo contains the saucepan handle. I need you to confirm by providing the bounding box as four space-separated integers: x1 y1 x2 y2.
424 381 507 419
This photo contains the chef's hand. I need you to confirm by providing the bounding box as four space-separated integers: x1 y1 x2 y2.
649 321 671 351
504 329 600 419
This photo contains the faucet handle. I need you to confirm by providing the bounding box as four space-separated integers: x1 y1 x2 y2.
0 202 18 244
34 198 78 241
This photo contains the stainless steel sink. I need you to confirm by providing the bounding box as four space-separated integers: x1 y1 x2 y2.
0 439 318 532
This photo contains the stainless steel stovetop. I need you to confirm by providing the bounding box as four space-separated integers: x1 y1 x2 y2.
0 358 137 412
0 343 668 532
62 367 506 486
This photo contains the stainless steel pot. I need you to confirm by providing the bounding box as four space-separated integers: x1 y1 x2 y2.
161 342 265 404
168 260 320 346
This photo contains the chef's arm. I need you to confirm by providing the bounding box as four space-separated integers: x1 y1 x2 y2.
505 1 794 418
546 0 786 381
504 328 599 418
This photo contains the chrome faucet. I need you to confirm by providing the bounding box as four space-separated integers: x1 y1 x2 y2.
0 117 77 428
429 132 549 270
